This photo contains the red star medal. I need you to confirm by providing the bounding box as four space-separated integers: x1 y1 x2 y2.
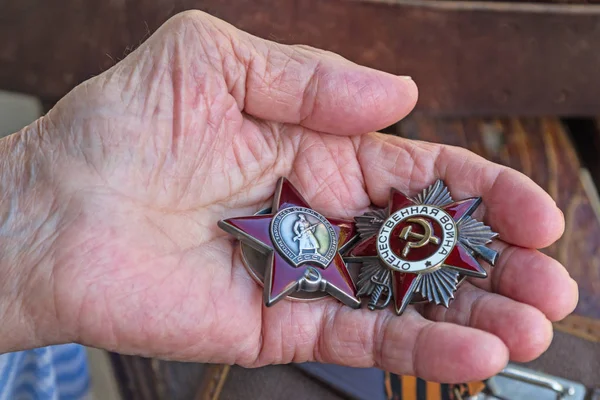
346 180 498 315
218 177 360 308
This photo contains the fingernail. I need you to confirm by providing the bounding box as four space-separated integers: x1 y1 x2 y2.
399 75 412 80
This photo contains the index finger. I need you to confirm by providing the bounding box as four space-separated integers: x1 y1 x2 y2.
355 132 564 249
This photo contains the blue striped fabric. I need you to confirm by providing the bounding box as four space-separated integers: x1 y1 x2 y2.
0 344 91 400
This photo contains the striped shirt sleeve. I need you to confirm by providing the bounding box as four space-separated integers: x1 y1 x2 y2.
0 344 91 400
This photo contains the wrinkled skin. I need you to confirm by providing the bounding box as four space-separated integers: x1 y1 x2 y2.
0 11 577 383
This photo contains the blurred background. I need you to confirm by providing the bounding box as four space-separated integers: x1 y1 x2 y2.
2 1 599 399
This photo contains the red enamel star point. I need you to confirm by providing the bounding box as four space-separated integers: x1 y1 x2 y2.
218 177 360 308
348 180 498 315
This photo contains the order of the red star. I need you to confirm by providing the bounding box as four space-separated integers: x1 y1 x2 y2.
218 178 360 308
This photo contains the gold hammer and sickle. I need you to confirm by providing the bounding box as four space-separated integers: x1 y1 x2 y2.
399 217 440 257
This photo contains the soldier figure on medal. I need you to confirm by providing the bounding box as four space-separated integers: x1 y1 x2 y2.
293 213 321 255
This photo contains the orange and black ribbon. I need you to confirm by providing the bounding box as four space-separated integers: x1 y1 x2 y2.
385 372 486 400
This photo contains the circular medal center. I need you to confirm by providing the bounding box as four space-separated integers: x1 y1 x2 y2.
270 206 338 268
377 205 457 273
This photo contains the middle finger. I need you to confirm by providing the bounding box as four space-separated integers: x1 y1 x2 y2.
421 282 553 362
468 240 578 322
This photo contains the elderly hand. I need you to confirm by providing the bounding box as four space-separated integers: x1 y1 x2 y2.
0 11 577 383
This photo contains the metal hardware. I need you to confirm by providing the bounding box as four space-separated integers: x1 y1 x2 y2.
470 363 587 400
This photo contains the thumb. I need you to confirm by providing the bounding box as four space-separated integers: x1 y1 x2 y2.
161 11 418 135
238 38 418 135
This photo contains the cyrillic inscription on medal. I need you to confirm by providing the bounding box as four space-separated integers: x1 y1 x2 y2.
377 205 457 273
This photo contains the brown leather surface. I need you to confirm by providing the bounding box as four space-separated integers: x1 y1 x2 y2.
109 354 208 400
523 329 600 389
216 365 347 400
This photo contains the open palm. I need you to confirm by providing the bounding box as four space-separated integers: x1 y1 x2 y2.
28 11 577 383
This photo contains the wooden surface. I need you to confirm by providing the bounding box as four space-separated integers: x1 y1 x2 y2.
399 116 600 319
554 314 600 342
3 0 600 116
